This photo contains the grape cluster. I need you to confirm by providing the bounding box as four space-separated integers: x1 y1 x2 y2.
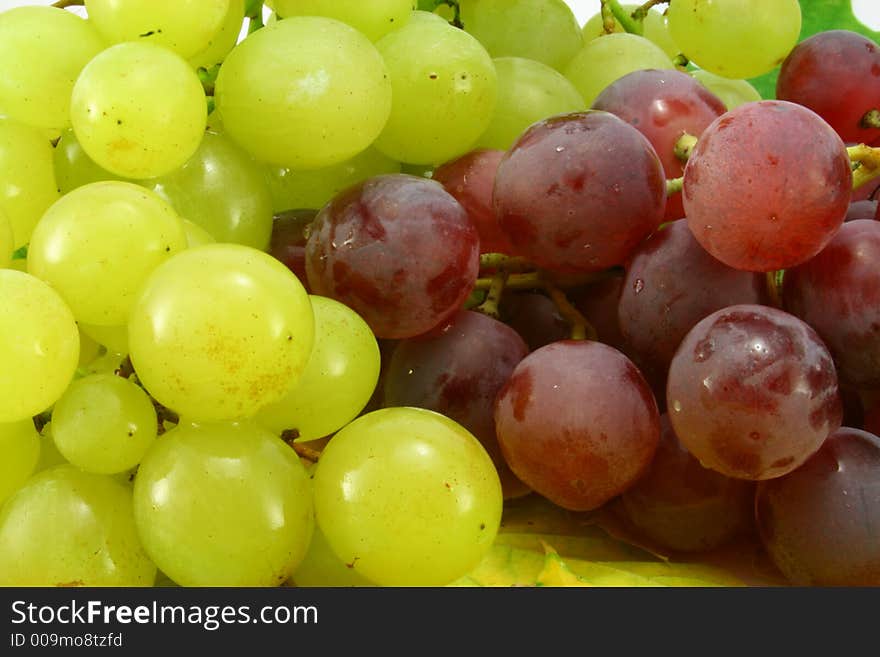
0 0 879 588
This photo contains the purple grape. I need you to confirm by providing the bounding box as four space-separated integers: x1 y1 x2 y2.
667 304 842 481
591 68 726 223
383 310 530 499
618 219 768 380
784 220 880 388
777 30 880 145
495 340 660 511
493 111 666 273
499 292 569 352
305 174 480 339
756 427 880 585
620 415 756 553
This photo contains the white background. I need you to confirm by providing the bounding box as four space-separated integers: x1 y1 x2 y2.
0 1 879 29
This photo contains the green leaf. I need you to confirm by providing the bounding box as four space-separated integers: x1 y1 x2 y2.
749 0 880 99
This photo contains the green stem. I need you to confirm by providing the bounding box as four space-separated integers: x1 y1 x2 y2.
542 278 597 341
52 0 83 7
632 0 669 21
479 253 535 273
666 177 684 195
673 133 698 164
475 270 508 319
602 0 644 36
474 271 543 291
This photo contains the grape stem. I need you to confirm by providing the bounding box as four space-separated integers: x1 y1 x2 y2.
475 269 508 319
666 176 684 195
861 109 880 130
432 1 463 29
51 0 83 7
245 0 265 34
601 0 645 36
542 277 596 341
848 144 880 190
632 0 669 21
765 271 784 309
472 254 600 339
281 429 322 463
673 133 698 163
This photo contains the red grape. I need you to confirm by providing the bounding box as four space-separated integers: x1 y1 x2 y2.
756 427 880 586
683 100 852 271
783 219 880 388
495 340 660 511
591 68 726 222
499 292 569 352
618 219 768 382
432 148 515 255
621 415 755 553
777 30 880 145
305 174 479 340
667 304 842 480
493 111 666 273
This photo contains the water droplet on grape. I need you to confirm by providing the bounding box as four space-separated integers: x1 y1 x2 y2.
672 400 682 412
633 278 644 294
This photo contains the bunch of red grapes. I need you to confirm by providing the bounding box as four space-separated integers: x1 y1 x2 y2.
274 28 880 586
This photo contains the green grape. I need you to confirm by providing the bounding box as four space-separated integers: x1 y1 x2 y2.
215 17 391 169
256 296 380 441
0 208 12 269
564 32 674 105
183 219 217 247
581 5 679 60
79 323 129 357
271 0 415 41
476 56 585 150
374 11 497 165
0 6 105 132
0 118 59 248
77 328 102 368
53 128 125 195
0 270 79 423
34 423 68 473
455 0 582 72
265 147 401 213
290 523 376 587
70 42 207 179
128 244 314 422
189 0 246 70
691 69 763 110
77 348 128 378
0 465 156 586
85 0 230 60
668 0 801 79
133 420 313 586
28 181 188 327
52 374 158 475
0 419 41 507
147 131 274 250
313 407 503 586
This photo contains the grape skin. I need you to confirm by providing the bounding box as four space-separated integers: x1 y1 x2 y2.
783 220 880 388
495 340 660 512
756 427 880 586
493 111 666 273
305 174 479 340
667 304 843 481
683 100 852 272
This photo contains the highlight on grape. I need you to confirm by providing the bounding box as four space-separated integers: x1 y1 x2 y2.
0 0 879 589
